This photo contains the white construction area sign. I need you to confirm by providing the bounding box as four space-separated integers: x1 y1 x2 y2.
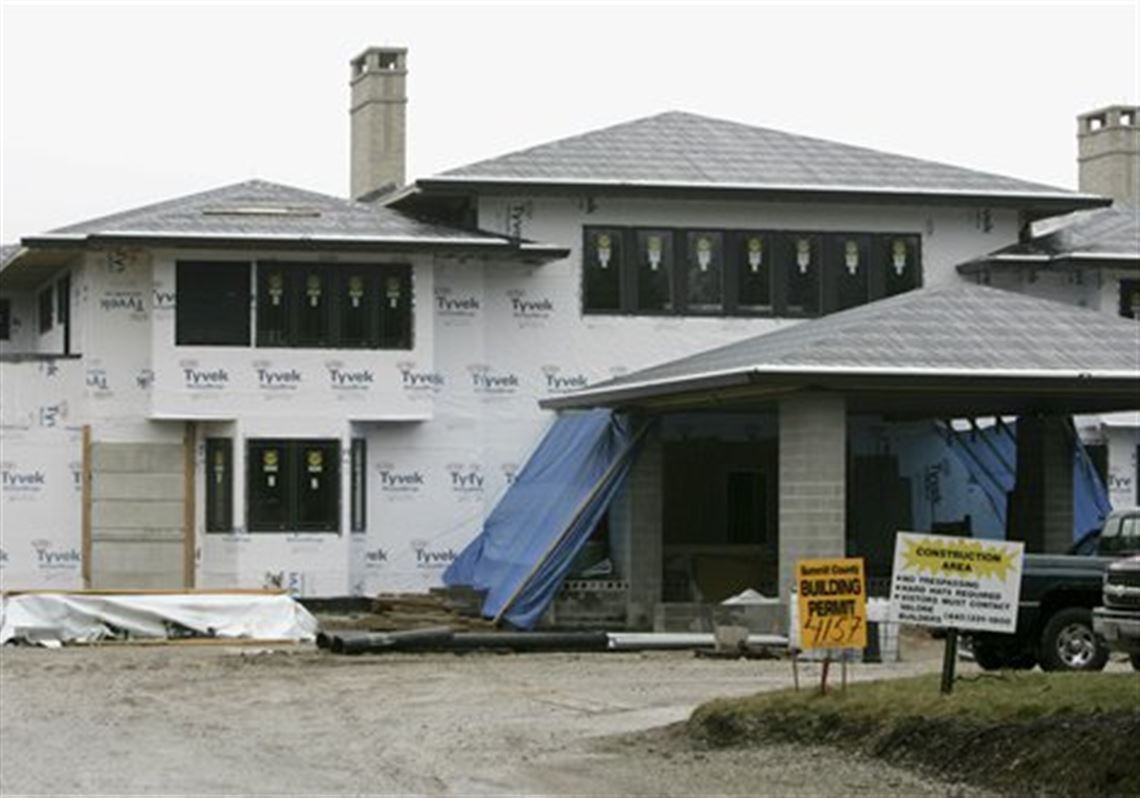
889 532 1024 633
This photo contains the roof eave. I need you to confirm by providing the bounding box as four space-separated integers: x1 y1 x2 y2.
958 251 1140 275
541 367 1140 412
19 232 570 263
417 177 1111 213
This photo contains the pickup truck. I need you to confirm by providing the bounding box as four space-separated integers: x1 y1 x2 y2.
1093 555 1140 671
967 507 1140 672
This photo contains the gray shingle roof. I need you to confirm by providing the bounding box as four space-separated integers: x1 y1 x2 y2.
0 244 21 269
544 283 1140 409
36 179 502 243
435 111 1094 202
1000 206 1138 259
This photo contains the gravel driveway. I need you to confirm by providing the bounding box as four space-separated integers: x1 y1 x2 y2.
0 640 993 795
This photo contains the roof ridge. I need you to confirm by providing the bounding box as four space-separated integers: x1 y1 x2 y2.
434 109 1083 199
43 179 394 237
439 112 682 177
46 179 287 235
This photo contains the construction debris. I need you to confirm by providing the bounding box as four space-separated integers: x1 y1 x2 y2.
316 590 494 633
0 591 318 646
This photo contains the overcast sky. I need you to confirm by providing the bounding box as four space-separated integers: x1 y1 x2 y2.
1 2 1138 241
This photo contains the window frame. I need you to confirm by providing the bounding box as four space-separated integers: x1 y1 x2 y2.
205 438 234 533
0 297 11 341
245 438 341 533
350 438 367 533
254 262 413 351
581 225 923 319
38 283 53 334
1120 278 1140 320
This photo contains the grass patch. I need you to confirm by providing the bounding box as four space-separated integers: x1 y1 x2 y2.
689 672 1140 795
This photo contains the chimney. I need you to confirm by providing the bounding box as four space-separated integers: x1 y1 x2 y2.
1077 105 1139 206
350 46 407 201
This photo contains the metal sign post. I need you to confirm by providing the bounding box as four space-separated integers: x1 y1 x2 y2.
940 628 959 694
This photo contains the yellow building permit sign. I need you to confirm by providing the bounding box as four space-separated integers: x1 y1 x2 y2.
890 532 1024 633
796 557 867 650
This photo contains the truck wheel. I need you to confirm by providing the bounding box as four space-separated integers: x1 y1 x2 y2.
1008 652 1038 670
971 639 1007 671
1039 608 1108 672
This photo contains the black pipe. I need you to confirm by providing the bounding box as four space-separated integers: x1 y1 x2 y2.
321 628 611 655
449 631 609 652
332 626 456 655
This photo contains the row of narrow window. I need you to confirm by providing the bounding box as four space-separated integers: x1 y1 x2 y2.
205 438 366 533
583 227 921 317
177 261 413 349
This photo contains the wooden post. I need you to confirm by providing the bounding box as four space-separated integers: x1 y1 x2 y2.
80 424 92 588
819 654 831 695
182 421 197 589
940 628 959 695
791 650 800 692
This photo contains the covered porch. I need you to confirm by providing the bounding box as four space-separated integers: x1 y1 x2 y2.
543 284 1140 630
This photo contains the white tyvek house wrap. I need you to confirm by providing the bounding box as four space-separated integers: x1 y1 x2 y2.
1 195 1023 595
0 427 84 591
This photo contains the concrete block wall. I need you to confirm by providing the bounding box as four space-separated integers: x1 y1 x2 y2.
1041 418 1075 552
619 426 663 629
89 441 185 588
778 394 847 598
1013 416 1074 553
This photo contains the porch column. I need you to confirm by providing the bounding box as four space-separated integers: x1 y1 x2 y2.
778 394 847 599
1013 416 1074 553
614 424 663 629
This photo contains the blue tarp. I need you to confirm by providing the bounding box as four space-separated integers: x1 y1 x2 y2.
444 409 638 629
1074 437 1113 539
943 420 1112 541
941 422 1018 532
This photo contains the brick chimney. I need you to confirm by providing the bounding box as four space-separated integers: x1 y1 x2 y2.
1077 105 1139 205
350 47 407 201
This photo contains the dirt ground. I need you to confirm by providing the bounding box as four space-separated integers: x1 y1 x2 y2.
0 635 1020 796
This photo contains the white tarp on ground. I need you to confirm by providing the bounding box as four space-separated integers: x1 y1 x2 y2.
0 593 318 646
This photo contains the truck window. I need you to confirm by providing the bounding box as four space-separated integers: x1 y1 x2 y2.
1104 515 1140 555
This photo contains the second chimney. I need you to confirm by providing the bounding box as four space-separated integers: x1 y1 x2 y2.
350 46 407 201
1077 105 1139 206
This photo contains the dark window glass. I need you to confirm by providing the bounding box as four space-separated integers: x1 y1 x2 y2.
780 234 820 315
55 274 70 328
38 284 53 333
1120 279 1140 320
296 266 331 346
579 225 918 319
737 233 772 312
823 234 870 313
880 235 921 298
257 264 293 346
55 273 71 355
248 440 291 531
205 438 233 532
256 263 412 350
351 438 367 533
685 231 723 312
0 298 10 341
247 439 340 533
726 470 768 544
176 261 251 346
378 265 413 349
583 228 623 312
339 269 374 348
296 441 340 531
635 230 674 312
